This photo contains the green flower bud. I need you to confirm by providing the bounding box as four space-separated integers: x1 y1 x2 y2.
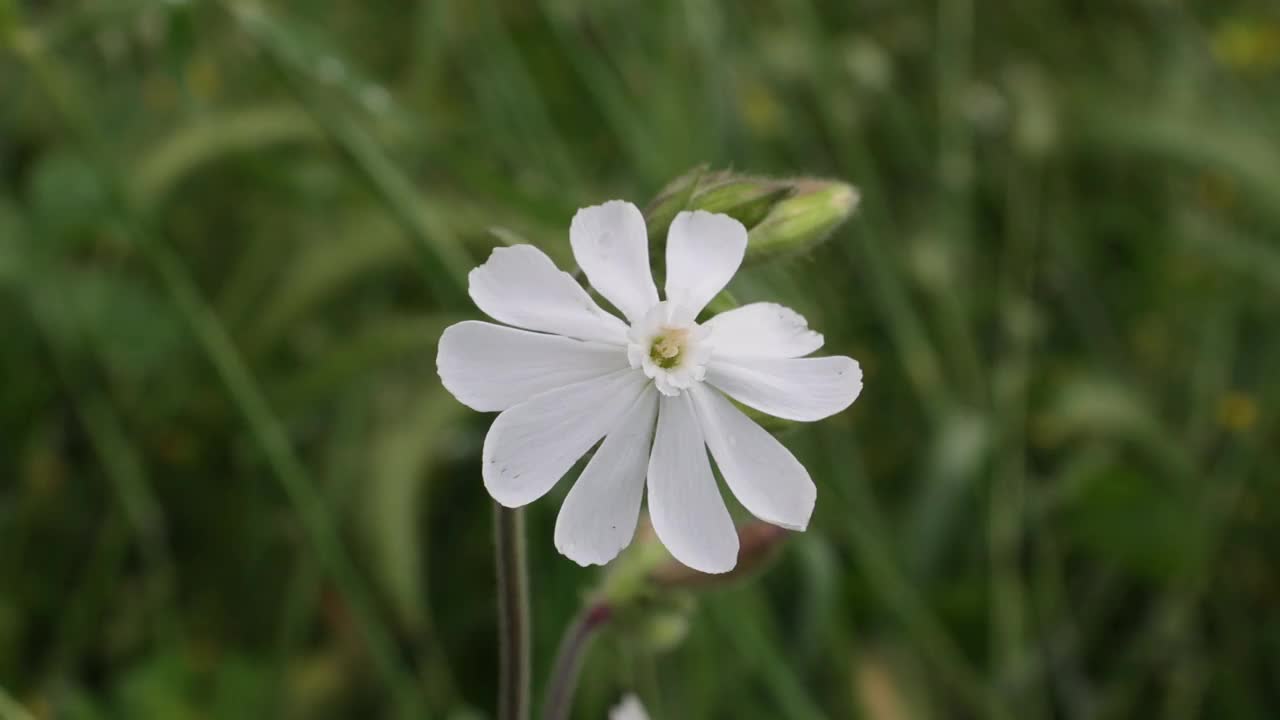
643 164 709 243
596 530 671 607
645 168 859 260
746 179 860 258
594 518 792 611
638 601 693 653
685 174 796 229
573 520 792 658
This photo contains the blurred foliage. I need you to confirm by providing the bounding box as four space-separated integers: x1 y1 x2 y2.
3 0 1280 718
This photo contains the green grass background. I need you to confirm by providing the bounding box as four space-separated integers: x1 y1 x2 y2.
2 0 1280 718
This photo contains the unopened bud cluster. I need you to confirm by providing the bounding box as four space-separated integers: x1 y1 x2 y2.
645 167 860 260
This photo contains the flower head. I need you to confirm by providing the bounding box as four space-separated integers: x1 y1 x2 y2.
437 200 862 573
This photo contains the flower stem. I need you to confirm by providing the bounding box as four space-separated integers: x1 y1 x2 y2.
543 602 613 720
494 505 531 720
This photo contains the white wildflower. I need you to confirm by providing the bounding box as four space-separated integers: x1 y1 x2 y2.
437 200 862 573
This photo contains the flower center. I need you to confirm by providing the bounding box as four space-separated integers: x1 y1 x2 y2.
649 329 689 369
627 302 712 396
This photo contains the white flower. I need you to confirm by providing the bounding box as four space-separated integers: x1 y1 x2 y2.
609 694 650 720
437 200 862 573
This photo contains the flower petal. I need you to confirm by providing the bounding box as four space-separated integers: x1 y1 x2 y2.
570 200 659 323
706 355 862 422
554 387 658 566
483 369 649 507
664 211 747 323
646 393 739 574
690 384 815 530
437 321 629 412
469 244 629 344
705 302 824 358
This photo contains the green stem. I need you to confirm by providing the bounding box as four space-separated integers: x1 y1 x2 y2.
494 505 531 720
543 602 613 720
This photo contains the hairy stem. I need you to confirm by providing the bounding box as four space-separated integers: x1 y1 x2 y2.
543 602 613 720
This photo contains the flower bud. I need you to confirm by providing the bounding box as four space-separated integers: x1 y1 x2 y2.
579 520 792 656
686 175 796 230
643 164 709 243
650 521 790 589
645 168 859 260
746 179 860 258
632 598 693 653
595 518 792 608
